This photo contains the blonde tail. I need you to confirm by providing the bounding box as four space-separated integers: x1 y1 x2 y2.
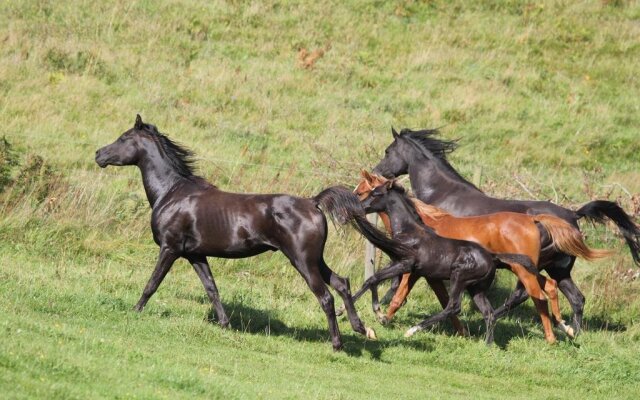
534 215 612 261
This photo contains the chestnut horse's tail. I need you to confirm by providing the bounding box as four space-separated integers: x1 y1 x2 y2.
575 200 640 265
534 214 613 261
313 186 412 260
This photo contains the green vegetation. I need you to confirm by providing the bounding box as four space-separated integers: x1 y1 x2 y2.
1 0 639 398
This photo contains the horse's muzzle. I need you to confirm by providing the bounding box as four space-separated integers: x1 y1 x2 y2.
95 149 109 168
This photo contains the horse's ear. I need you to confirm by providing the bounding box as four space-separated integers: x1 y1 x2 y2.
391 127 399 139
135 114 143 129
361 169 373 181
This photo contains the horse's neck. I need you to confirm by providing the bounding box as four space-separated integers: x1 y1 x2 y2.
408 163 487 213
385 193 426 236
138 157 183 208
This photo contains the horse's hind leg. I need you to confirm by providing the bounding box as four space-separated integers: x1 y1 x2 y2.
547 258 584 335
187 255 229 328
468 286 496 345
538 275 574 338
507 263 556 344
426 278 466 336
320 260 374 339
134 246 179 312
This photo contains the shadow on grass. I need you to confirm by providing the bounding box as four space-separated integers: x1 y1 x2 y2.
203 301 434 358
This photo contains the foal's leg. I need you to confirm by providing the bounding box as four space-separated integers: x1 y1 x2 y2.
134 246 179 312
404 276 466 338
493 281 529 319
380 275 402 305
352 260 415 303
468 287 496 345
426 278 466 336
187 255 229 328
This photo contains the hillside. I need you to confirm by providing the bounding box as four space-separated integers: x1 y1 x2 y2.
1 1 639 398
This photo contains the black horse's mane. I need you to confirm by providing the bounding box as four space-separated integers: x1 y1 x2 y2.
141 123 197 178
400 128 481 192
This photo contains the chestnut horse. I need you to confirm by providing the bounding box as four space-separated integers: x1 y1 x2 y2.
356 171 610 343
351 180 539 343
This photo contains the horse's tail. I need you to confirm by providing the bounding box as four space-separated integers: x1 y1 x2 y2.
575 200 640 265
492 253 539 276
313 186 412 260
534 214 612 261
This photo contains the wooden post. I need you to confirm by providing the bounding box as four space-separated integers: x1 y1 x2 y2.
364 213 378 280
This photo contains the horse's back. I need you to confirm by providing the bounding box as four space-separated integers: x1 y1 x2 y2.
153 185 325 258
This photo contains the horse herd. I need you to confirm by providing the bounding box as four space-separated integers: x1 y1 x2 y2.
95 115 640 351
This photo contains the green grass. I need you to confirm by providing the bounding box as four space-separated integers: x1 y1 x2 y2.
1 0 640 398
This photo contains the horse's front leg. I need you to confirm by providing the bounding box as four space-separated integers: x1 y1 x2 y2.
352 259 415 304
134 246 179 312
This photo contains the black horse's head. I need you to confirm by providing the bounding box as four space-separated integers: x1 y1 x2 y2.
371 128 410 178
95 114 149 168
95 115 195 176
372 127 458 181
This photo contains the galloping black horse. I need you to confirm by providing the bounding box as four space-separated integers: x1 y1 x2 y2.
372 127 640 334
349 180 538 343
95 115 384 350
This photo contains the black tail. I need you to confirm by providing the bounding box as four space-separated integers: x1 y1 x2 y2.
314 186 412 260
492 253 539 276
576 200 640 266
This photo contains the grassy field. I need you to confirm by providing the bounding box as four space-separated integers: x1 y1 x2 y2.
1 0 640 398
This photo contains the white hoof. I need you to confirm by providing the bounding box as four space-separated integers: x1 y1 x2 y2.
565 325 575 339
404 326 419 338
366 326 377 340
336 305 346 317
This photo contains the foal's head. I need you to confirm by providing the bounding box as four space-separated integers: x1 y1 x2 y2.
95 115 195 176
354 170 389 201
358 177 405 214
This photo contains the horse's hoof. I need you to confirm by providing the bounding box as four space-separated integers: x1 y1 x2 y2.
366 327 378 340
378 315 390 325
404 326 419 338
333 342 344 352
335 305 346 317
559 321 575 338
220 321 231 329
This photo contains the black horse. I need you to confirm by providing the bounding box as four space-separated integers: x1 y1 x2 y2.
95 115 385 351
372 127 640 334
349 180 538 344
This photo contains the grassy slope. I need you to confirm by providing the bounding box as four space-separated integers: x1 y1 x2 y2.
1 0 640 398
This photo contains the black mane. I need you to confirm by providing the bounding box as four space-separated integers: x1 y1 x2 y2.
142 123 197 177
400 128 481 192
